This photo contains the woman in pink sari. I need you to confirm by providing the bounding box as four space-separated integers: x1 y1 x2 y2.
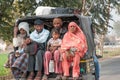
61 22 88 80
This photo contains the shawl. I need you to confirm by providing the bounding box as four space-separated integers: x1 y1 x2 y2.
61 22 87 57
18 22 29 36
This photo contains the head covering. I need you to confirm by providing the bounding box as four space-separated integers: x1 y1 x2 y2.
61 22 87 57
18 22 29 36
34 19 44 25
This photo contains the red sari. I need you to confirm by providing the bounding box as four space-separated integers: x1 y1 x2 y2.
61 22 87 78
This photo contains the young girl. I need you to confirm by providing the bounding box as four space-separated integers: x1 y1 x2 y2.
42 28 62 80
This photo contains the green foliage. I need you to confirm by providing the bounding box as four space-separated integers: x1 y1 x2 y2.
0 26 13 42
0 0 14 42
40 0 82 8
0 54 10 76
0 0 119 42
0 0 36 42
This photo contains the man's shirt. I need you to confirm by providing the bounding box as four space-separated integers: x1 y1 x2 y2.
30 28 50 43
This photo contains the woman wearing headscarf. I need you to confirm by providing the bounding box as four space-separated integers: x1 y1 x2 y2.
9 22 29 65
13 22 29 50
9 22 30 79
61 22 88 80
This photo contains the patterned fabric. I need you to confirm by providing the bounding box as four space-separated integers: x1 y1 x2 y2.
9 53 15 67
47 38 62 51
11 53 28 78
47 38 62 46
61 22 88 57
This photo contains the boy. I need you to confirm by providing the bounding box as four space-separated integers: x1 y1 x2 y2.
23 36 38 80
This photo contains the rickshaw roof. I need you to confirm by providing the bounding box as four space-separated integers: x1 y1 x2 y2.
16 14 90 25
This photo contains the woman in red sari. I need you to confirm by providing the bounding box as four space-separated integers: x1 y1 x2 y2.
61 22 88 80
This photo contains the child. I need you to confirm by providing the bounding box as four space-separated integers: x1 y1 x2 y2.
47 29 61 58
23 36 38 80
24 36 37 56
42 28 62 80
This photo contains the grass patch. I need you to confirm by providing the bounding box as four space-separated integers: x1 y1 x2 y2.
103 47 120 58
0 53 10 76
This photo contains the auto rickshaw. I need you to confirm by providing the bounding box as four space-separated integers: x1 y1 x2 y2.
16 11 98 80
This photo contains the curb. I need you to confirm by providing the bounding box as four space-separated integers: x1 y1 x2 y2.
99 55 120 62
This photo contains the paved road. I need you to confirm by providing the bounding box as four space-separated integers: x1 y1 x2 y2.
100 56 120 80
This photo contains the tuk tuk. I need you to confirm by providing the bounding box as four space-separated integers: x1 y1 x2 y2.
16 13 96 80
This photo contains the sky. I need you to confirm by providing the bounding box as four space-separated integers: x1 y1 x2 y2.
108 9 120 35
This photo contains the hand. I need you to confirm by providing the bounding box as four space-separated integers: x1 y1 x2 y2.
66 51 70 60
14 26 18 37
15 52 20 57
70 47 77 52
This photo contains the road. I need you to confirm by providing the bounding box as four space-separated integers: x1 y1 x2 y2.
100 56 120 80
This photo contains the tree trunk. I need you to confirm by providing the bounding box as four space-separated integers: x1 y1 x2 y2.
100 34 105 57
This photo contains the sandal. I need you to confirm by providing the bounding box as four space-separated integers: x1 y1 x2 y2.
42 75 48 80
27 72 34 80
73 77 79 80
34 72 41 80
19 72 27 80
34 77 41 80
55 75 62 80
62 76 67 80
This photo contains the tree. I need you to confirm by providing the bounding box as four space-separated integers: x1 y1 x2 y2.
0 0 14 42
39 0 119 34
0 0 119 43
0 0 37 42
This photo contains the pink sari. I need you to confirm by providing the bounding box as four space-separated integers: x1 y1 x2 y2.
61 22 88 77
61 22 87 57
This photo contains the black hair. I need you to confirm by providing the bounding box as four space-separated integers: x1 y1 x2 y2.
23 36 30 40
54 17 63 21
51 28 60 35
